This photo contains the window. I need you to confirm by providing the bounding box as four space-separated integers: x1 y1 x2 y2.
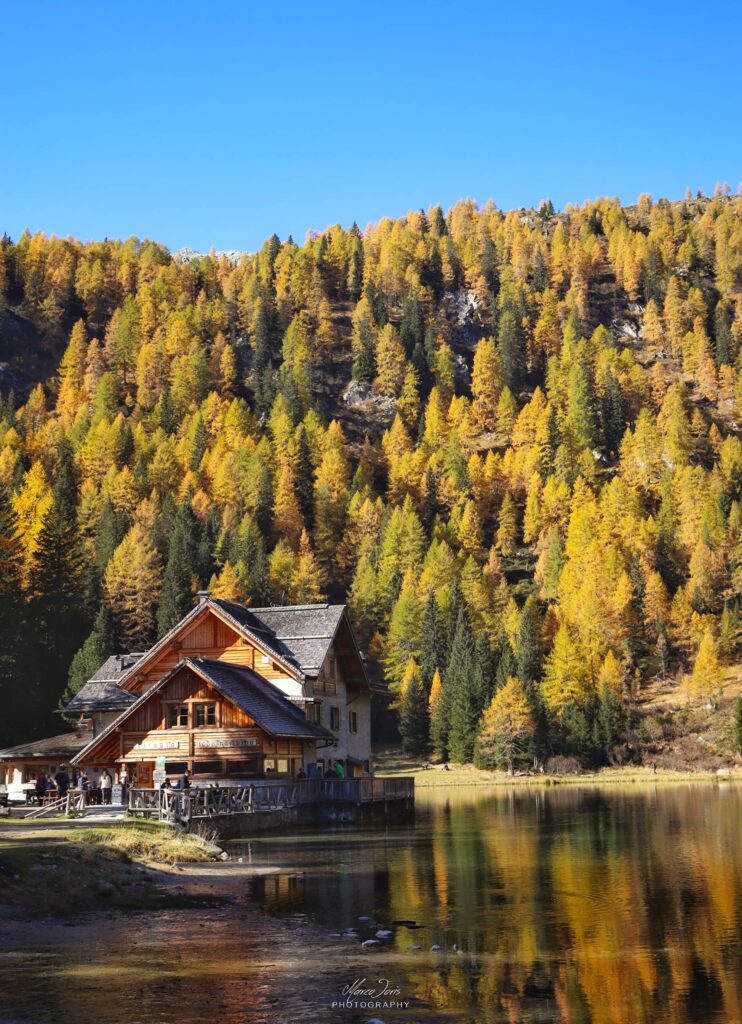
264 757 290 774
349 711 358 734
165 761 188 775
193 760 222 775
226 759 259 776
195 703 217 727
168 705 188 728
305 702 321 725
330 706 340 731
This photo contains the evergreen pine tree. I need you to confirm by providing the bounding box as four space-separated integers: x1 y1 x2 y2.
601 371 626 454
295 427 315 530
399 660 429 754
26 450 90 734
420 591 445 694
474 633 498 712
595 684 624 758
0 484 25 746
158 386 175 433
94 498 129 576
446 606 480 763
156 497 197 635
516 596 541 684
61 603 116 713
494 633 517 691
498 310 525 392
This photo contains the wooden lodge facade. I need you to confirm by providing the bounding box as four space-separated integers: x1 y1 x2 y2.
61 595 373 787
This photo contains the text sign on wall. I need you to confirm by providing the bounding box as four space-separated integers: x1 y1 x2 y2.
195 738 259 749
133 740 181 751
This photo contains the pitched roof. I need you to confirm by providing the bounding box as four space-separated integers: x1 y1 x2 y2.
0 726 93 761
72 658 334 765
188 658 334 740
65 681 139 714
63 654 143 713
69 600 367 717
212 600 346 676
90 654 144 682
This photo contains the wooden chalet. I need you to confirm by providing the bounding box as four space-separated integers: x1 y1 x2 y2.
67 594 373 786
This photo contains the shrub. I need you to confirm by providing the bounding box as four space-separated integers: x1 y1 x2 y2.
545 755 581 776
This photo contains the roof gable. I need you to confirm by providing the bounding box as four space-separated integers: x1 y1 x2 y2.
72 659 332 765
115 600 302 692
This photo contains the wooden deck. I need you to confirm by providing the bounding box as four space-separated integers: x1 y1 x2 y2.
128 776 414 825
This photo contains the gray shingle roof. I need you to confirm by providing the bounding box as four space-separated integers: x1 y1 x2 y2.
65 681 139 714
213 600 345 675
0 727 93 761
63 654 144 712
90 654 143 682
189 658 334 740
65 601 358 718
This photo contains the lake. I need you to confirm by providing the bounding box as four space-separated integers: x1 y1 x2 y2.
1 784 741 1024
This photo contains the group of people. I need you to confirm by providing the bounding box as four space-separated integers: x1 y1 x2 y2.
33 766 125 806
34 766 71 804
159 770 191 792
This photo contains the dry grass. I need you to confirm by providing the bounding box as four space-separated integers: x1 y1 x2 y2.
73 824 219 864
0 821 224 916
373 750 742 788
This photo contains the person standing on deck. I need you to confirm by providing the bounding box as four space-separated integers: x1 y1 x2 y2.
54 766 69 800
335 760 345 779
119 767 128 801
34 773 47 805
99 769 112 804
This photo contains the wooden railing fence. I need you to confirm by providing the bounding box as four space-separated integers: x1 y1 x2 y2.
128 776 414 824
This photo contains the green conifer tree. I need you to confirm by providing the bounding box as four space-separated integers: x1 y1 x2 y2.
61 603 116 712
498 310 525 392
399 661 429 754
446 607 480 763
156 498 197 635
516 596 541 684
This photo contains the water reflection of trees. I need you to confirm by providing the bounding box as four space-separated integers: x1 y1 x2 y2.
390 786 742 1023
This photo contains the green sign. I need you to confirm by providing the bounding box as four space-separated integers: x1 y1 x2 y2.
155 756 167 770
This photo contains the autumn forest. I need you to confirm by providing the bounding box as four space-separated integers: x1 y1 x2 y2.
1 190 741 767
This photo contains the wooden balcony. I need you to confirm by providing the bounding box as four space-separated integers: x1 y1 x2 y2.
128 776 414 825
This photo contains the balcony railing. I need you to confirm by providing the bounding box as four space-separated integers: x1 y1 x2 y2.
128 776 414 824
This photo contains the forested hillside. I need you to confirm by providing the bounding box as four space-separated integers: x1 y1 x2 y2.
1 190 742 768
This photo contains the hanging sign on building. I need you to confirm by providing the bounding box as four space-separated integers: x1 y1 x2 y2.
195 737 259 749
132 740 181 751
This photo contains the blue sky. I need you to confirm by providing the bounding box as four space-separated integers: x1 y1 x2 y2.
1 0 740 252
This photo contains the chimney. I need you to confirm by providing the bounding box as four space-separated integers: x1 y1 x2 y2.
197 590 212 604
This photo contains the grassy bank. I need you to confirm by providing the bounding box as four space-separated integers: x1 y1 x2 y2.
374 751 742 787
0 820 223 916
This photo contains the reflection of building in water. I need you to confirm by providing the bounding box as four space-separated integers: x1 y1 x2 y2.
249 830 410 927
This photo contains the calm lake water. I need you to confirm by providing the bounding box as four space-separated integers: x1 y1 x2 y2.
1 784 741 1024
